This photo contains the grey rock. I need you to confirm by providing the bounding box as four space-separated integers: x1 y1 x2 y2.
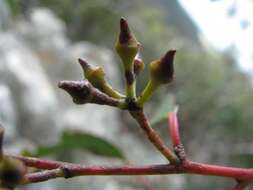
60 105 121 140
4 137 34 155
18 8 69 54
0 0 11 30
0 84 17 140
0 32 60 145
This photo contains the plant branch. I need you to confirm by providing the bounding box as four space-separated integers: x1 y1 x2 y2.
168 112 186 161
130 110 180 164
168 112 181 147
13 156 253 185
7 155 67 170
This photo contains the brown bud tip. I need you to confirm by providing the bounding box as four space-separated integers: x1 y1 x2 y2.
119 17 132 44
58 80 92 104
78 58 89 68
78 58 92 73
134 57 145 75
150 49 176 84
161 50 176 68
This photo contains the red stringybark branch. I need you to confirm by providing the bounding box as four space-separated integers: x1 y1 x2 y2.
168 112 186 161
11 155 253 185
2 112 253 189
5 112 253 189
130 110 179 164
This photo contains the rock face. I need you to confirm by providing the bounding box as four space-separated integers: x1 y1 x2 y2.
0 6 186 190
0 85 17 141
0 32 60 145
0 0 11 29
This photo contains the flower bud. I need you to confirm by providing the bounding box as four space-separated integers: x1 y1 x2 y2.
149 50 176 84
133 57 145 75
78 58 106 90
78 58 125 99
0 157 26 189
115 18 140 68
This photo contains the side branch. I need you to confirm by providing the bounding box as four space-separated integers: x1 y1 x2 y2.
168 112 182 147
168 112 186 161
130 110 179 164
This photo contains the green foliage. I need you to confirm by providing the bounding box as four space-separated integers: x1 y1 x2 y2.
174 50 253 137
5 0 19 16
38 0 120 45
22 130 125 159
37 0 176 60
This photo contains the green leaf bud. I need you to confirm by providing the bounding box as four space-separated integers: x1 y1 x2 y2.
78 58 125 99
78 58 106 90
115 18 140 69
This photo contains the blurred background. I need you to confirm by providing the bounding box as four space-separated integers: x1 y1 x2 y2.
1 0 253 189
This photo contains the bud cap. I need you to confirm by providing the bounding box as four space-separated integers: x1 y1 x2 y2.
115 18 140 67
149 50 176 84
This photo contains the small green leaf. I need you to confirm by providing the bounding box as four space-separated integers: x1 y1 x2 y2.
22 130 125 159
150 94 177 126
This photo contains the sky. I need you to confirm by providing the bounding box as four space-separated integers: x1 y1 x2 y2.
179 0 253 73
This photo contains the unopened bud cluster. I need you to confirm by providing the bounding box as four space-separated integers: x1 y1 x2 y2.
59 17 176 110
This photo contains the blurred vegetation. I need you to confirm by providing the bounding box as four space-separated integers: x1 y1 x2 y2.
22 130 125 159
5 0 253 189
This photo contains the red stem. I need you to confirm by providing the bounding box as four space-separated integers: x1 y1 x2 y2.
5 113 253 189
130 110 179 164
168 112 181 147
8 155 67 169
11 154 253 185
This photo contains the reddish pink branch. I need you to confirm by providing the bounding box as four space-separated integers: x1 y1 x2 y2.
4 113 253 189
168 112 181 147
130 110 179 164
12 154 253 185
7 154 68 169
167 112 186 161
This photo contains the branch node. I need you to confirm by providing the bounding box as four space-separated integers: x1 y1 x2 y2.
61 166 74 179
174 144 186 161
125 98 140 111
